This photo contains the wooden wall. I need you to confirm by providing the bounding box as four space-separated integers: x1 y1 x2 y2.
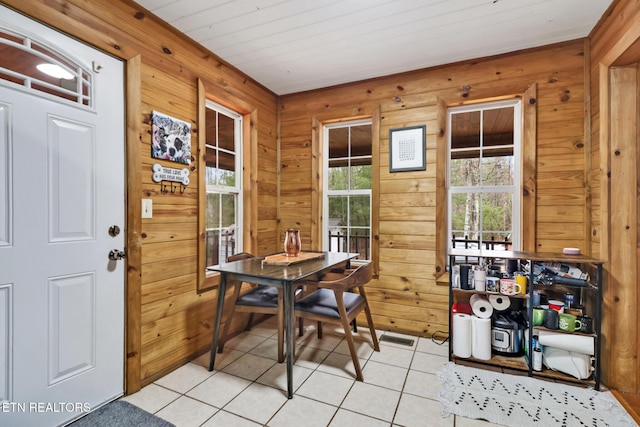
279 40 589 339
589 0 640 393
6 0 639 394
0 0 279 392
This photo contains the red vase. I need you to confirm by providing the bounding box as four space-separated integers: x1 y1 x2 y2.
284 229 301 257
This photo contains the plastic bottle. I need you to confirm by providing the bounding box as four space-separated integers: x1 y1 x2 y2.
533 335 542 371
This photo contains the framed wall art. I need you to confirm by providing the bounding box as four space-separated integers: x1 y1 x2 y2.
389 125 426 172
151 111 192 165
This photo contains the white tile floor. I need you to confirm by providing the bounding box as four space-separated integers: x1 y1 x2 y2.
122 317 499 427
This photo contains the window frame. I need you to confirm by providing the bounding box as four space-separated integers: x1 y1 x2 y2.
204 100 243 268
197 79 258 293
446 99 523 253
322 118 373 260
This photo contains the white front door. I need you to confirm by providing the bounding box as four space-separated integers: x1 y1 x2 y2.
0 6 125 426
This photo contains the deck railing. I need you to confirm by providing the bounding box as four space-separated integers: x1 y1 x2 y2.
451 235 511 264
206 230 235 266
328 232 370 260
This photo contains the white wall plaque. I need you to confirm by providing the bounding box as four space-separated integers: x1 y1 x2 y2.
152 163 190 185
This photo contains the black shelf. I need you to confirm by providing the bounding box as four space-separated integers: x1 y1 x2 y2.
448 250 603 390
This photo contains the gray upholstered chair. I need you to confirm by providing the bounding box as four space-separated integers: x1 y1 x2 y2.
294 260 379 380
217 252 286 362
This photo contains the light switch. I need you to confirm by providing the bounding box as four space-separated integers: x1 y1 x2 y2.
142 199 153 218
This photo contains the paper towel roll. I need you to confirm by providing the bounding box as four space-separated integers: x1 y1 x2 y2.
471 316 492 360
488 294 511 311
452 313 472 358
469 294 493 319
537 330 594 355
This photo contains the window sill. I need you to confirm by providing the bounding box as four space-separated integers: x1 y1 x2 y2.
436 271 450 287
199 270 221 293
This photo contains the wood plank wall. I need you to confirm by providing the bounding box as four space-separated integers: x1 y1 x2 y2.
589 0 640 393
0 0 279 392
279 40 589 339
6 0 639 394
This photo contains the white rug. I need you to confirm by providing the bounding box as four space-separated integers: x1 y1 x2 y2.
437 362 638 427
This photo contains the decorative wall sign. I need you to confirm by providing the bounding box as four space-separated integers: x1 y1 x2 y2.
151 111 192 165
152 163 190 193
389 125 426 172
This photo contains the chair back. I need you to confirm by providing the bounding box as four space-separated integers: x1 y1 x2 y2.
317 261 372 291
228 252 254 262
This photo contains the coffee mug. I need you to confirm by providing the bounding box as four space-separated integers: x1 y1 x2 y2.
532 307 545 326
486 277 500 293
544 308 559 329
559 313 582 332
579 315 594 334
499 278 522 296
548 299 565 313
473 268 486 291
514 272 527 295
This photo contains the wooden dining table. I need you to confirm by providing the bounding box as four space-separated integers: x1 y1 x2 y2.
207 251 358 398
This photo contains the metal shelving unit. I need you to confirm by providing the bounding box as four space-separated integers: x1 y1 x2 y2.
448 249 603 390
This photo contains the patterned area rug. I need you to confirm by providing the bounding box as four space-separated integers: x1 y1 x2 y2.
437 362 638 427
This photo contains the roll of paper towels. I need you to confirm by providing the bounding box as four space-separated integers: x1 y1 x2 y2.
452 313 472 358
469 294 494 319
537 330 594 355
472 316 492 360
488 294 511 311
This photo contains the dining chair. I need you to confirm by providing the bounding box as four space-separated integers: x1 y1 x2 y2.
217 252 286 362
294 260 380 381
217 252 308 363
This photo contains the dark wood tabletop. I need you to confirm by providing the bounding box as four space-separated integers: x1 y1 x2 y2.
208 251 358 284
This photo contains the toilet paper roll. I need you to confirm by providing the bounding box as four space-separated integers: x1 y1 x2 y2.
452 313 472 358
469 294 494 319
537 330 594 355
471 316 492 360
488 294 511 311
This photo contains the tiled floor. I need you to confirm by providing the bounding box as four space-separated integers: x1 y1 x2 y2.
122 317 498 427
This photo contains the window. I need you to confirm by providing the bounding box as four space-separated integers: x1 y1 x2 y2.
205 101 242 267
447 100 521 253
323 119 372 259
0 28 92 106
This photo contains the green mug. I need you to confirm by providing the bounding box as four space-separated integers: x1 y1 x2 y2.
532 307 545 326
558 313 582 332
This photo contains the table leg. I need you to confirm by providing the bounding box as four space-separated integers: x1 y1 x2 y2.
283 281 294 399
208 274 227 371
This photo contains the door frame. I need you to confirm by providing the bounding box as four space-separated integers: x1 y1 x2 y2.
597 23 640 392
125 55 142 395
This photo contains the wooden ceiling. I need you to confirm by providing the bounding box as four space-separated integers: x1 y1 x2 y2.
133 0 613 95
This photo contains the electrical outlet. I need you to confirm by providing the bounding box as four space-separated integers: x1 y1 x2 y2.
142 199 153 218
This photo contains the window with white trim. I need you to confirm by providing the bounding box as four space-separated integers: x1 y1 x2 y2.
447 100 521 253
323 119 372 259
205 101 242 267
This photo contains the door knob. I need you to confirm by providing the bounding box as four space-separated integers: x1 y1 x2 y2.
109 249 126 261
